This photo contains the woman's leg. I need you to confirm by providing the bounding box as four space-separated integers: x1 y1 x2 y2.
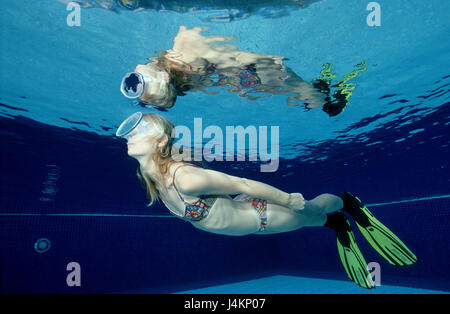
304 193 344 216
261 193 343 234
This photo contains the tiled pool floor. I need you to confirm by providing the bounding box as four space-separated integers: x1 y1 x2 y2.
176 275 448 294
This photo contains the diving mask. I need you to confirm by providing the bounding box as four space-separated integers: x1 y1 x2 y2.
116 112 163 141
120 70 167 99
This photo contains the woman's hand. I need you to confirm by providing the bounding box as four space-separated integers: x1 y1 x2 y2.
287 193 305 211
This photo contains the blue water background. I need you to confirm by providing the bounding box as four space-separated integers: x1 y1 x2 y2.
0 0 449 293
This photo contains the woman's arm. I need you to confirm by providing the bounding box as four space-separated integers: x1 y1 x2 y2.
174 166 304 209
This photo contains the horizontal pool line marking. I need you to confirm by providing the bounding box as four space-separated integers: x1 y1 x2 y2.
1 194 449 217
366 194 450 206
0 213 174 218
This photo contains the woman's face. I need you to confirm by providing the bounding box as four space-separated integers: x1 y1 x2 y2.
127 133 158 158
134 65 171 106
135 65 170 83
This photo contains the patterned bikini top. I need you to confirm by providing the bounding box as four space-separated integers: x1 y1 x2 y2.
216 64 261 91
170 164 217 221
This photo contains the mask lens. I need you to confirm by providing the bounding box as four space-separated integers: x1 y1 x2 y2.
116 112 143 138
116 112 163 142
124 129 138 141
121 72 145 98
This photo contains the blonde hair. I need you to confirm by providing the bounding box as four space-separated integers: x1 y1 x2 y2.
152 56 200 96
135 113 207 207
135 113 178 206
139 65 178 108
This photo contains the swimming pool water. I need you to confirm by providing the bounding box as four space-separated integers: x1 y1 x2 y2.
0 0 449 294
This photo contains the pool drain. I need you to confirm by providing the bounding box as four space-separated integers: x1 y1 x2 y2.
34 238 51 253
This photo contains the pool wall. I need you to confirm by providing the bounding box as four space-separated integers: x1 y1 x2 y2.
1 115 449 293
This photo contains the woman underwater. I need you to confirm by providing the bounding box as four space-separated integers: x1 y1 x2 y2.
120 26 360 117
116 111 418 289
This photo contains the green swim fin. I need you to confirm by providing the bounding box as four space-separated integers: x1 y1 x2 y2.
325 212 375 289
341 192 418 266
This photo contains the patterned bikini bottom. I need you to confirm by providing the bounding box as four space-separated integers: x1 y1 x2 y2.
233 194 268 232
